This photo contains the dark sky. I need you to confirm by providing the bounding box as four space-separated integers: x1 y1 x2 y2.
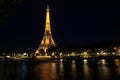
0 0 120 52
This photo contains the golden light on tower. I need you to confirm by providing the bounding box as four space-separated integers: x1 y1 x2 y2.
36 4 56 54
35 50 39 54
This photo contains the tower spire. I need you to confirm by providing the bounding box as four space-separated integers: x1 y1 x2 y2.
45 4 51 32
47 4 49 9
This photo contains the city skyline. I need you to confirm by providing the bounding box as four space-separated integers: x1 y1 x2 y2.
0 0 120 52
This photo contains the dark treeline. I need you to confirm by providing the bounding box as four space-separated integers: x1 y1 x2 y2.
48 41 120 52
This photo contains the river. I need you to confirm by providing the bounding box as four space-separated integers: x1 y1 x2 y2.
0 59 120 80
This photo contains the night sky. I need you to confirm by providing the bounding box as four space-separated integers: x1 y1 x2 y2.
0 0 120 52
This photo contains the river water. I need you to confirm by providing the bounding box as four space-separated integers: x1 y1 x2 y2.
0 59 120 80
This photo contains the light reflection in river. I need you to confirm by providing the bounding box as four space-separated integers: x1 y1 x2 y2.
0 59 120 80
98 59 106 64
83 59 93 80
71 60 77 79
98 61 110 80
59 60 64 77
34 62 58 80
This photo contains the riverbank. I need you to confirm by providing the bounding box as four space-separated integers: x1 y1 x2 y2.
0 55 120 62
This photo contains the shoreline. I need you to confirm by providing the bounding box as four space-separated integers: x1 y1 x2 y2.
0 56 120 62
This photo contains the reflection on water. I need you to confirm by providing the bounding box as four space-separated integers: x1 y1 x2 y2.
98 60 110 80
114 59 120 76
1 59 120 80
114 59 120 66
83 59 89 80
34 62 58 80
71 60 76 79
98 59 106 64
0 61 27 80
59 60 64 78
21 62 27 80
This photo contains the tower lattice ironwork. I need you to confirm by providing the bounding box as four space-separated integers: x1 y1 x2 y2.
35 5 56 54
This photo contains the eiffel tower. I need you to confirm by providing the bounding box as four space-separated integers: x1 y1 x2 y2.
35 5 56 54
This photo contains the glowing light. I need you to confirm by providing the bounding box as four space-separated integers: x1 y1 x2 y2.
113 47 117 50
52 52 55 56
45 38 49 45
71 52 76 56
60 59 63 62
82 51 89 58
36 56 51 59
37 5 56 53
35 50 39 54
83 59 88 65
72 60 75 64
83 59 88 62
98 59 106 64
6 56 10 58
101 59 106 64
60 52 63 57
101 59 105 62
45 53 48 56
112 52 115 55
23 53 27 56
97 53 100 55
114 59 120 66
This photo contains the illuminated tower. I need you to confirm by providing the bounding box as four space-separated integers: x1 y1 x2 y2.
35 5 56 54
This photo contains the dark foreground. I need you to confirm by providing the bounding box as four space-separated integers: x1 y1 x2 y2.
0 59 120 80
